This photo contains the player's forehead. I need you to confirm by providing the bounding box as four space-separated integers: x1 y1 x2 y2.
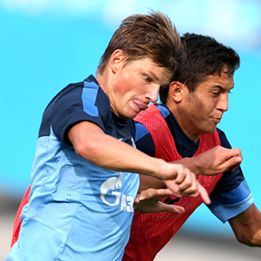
195 71 234 91
126 57 172 85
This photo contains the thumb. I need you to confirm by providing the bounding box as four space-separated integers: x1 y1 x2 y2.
156 201 185 213
135 188 173 203
220 156 242 172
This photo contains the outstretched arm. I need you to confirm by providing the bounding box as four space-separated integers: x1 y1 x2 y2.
229 204 261 247
139 145 242 191
68 121 209 203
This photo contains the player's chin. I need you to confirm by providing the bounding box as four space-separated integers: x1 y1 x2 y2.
126 108 143 119
202 123 216 134
205 125 216 133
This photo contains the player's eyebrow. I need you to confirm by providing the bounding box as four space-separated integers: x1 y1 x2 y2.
212 84 233 92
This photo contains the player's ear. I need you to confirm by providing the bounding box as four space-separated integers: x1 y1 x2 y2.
168 81 186 102
109 49 126 74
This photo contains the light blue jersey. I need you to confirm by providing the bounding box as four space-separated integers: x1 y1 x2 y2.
7 75 139 261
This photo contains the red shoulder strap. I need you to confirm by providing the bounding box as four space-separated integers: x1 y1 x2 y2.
135 105 178 161
10 185 31 247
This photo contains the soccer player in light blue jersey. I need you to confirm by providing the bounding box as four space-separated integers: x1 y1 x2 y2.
7 12 213 261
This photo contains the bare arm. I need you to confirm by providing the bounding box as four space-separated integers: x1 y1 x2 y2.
139 146 242 191
68 121 209 203
68 121 175 178
229 204 261 247
186 145 242 175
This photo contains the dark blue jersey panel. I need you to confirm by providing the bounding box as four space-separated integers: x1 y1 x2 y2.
38 75 134 146
38 81 84 138
135 122 155 157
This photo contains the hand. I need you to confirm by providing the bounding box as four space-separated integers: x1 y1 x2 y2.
161 163 211 205
135 188 185 213
192 146 242 175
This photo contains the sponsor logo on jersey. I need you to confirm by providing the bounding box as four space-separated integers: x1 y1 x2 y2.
100 175 134 212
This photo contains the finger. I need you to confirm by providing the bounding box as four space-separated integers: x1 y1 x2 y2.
157 201 185 213
180 186 198 197
164 180 182 196
223 149 242 162
136 188 173 202
178 172 196 193
155 188 174 197
134 200 185 213
229 148 242 158
197 183 211 205
174 167 187 184
219 156 242 172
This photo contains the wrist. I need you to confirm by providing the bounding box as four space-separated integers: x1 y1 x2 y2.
137 157 166 180
151 158 169 180
182 157 201 175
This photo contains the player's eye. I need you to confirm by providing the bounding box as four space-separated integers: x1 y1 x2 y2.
143 75 153 83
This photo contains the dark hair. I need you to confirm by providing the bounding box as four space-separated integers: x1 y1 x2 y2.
160 33 240 103
97 12 183 76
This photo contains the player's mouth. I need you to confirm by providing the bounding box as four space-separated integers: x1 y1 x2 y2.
132 100 148 112
212 117 221 124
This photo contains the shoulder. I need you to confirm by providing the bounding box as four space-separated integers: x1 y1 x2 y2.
83 75 110 110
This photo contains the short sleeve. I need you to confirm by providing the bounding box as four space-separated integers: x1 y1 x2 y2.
208 179 253 222
39 80 111 145
208 128 253 222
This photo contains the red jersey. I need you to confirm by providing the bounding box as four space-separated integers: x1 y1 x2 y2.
123 105 222 261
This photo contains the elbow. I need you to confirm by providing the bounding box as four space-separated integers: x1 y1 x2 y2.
230 205 261 247
235 234 252 246
235 232 261 247
73 142 86 157
73 139 99 161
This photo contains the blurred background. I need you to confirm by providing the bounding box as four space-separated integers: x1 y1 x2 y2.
0 0 260 260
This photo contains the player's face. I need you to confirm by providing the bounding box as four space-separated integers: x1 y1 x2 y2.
178 72 234 141
109 57 171 118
